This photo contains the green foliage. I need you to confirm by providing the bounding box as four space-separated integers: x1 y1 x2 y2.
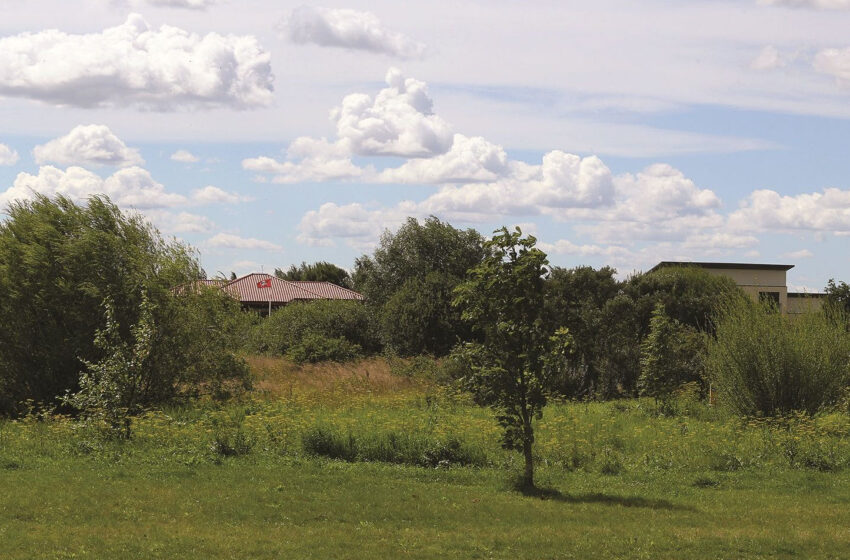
275 261 352 288
825 278 850 314
301 426 487 467
0 195 208 416
353 216 486 356
287 334 363 364
638 303 705 402
379 271 463 356
453 227 563 488
63 294 156 439
248 299 379 362
705 297 850 416
543 266 620 397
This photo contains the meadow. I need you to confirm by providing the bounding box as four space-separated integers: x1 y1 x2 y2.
2 357 850 559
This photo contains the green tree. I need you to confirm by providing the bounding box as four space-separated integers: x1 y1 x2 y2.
0 194 247 416
275 261 352 288
543 266 620 396
353 216 486 356
453 227 566 489
638 303 704 404
825 278 850 314
63 294 156 439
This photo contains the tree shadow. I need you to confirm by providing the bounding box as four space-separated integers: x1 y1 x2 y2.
514 484 697 512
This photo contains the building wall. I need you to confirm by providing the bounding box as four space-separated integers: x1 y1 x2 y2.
699 267 788 311
786 294 826 315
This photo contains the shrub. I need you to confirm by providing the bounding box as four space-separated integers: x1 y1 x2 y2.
705 298 850 416
287 334 362 364
638 304 706 402
248 299 379 360
0 194 248 417
300 426 486 467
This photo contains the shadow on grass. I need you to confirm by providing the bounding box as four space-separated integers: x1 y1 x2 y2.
514 484 696 511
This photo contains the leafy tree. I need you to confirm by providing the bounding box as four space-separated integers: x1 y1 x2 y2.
0 194 247 416
353 216 486 356
543 266 620 396
63 294 156 439
275 261 352 288
825 278 850 314
453 227 567 489
638 303 705 403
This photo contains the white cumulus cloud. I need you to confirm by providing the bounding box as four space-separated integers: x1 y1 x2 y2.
751 46 787 71
2 165 187 209
378 134 509 184
207 232 282 251
191 185 250 204
813 47 850 85
282 5 426 59
729 187 850 233
33 125 143 167
0 144 19 166
333 68 453 157
242 137 367 184
170 149 200 163
0 14 273 110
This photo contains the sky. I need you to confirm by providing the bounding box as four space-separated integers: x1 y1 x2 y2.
1 0 849 290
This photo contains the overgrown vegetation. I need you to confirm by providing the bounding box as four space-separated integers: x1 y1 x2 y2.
0 195 248 417
247 299 379 363
706 297 850 416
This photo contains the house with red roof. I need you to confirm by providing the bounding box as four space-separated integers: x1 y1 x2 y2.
221 273 364 315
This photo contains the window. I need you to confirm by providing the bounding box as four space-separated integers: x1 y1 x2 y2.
759 291 780 311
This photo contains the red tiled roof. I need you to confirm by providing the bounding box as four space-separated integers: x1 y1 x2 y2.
225 273 320 304
290 281 364 301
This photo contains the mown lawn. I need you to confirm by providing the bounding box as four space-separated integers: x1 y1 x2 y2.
2 357 850 559
3 459 849 559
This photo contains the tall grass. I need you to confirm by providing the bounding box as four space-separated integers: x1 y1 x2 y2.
705 298 850 416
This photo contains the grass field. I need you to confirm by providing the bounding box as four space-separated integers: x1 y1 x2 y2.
2 357 850 559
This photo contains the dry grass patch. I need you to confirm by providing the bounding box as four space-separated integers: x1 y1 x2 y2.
247 356 428 402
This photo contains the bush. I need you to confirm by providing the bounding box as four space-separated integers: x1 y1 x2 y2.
248 299 379 361
300 426 486 467
0 195 248 417
287 334 362 364
705 298 850 416
638 303 706 401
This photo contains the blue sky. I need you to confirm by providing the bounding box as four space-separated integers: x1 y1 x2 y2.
1 0 850 290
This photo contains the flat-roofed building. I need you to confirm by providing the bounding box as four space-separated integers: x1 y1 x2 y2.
649 261 825 314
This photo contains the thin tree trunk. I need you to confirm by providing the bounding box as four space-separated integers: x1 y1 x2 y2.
522 414 534 489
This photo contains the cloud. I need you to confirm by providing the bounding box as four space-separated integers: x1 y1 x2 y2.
282 5 426 58
207 232 282 251
729 187 850 233
191 185 250 204
33 125 143 167
0 144 19 166
538 239 632 258
242 137 366 184
0 14 273 110
333 68 453 157
170 149 200 163
145 0 217 9
143 209 215 233
2 165 187 209
751 46 787 71
297 201 409 248
378 134 509 184
813 47 850 85
782 249 814 258
758 0 850 9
